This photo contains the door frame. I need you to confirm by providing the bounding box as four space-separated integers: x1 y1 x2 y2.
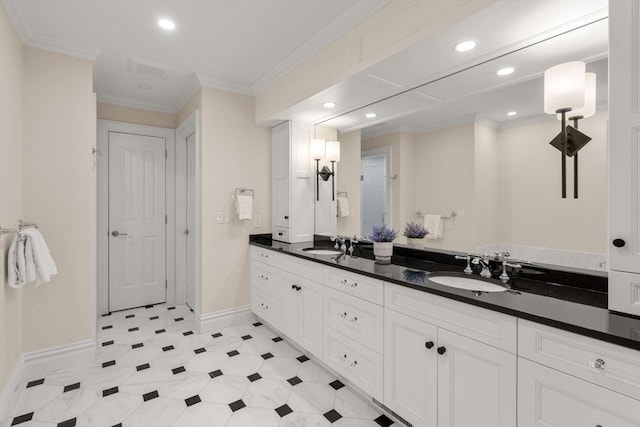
175 110 201 315
97 120 176 315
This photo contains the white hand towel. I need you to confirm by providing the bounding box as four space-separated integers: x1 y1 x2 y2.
337 196 351 218
8 235 25 288
424 214 443 239
21 228 57 284
236 194 253 221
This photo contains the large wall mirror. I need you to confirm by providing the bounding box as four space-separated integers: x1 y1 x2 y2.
314 4 608 272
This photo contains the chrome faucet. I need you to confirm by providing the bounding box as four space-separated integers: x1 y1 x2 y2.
472 255 492 278
499 261 522 283
330 236 348 256
455 254 473 274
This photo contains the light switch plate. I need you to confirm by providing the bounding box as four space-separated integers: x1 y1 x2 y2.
456 209 465 219
214 212 225 224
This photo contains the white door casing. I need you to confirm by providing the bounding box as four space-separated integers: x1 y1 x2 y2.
97 120 176 316
185 131 196 309
108 132 166 311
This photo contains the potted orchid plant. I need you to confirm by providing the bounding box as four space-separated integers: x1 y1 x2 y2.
369 224 397 264
403 222 429 248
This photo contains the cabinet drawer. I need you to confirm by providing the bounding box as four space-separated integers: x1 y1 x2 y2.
250 246 278 267
518 358 640 427
324 268 383 305
280 254 322 281
272 226 290 243
323 327 383 401
385 284 517 353
324 287 383 353
609 270 640 317
250 262 278 297
519 319 640 400
251 287 278 328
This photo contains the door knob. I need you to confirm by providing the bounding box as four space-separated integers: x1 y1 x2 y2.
612 238 625 248
425 341 434 349
111 231 128 237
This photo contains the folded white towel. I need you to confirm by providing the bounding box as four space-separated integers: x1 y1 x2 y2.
21 228 57 284
236 194 253 221
424 214 443 239
8 235 25 288
337 196 351 218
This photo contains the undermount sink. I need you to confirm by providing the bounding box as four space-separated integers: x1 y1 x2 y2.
302 247 343 256
428 273 510 293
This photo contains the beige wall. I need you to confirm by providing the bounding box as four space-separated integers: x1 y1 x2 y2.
255 0 495 123
22 47 95 351
336 130 361 237
474 122 498 248
497 111 608 253
97 102 177 128
0 0 24 392
199 87 271 314
414 124 476 252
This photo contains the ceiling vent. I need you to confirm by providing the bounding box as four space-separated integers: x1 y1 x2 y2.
129 57 168 79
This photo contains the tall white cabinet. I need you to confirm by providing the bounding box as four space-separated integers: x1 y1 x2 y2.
609 0 640 316
271 121 314 243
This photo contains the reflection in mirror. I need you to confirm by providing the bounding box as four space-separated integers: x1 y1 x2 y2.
318 16 608 272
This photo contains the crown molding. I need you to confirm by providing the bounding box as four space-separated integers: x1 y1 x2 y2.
3 0 31 43
97 94 179 114
197 74 254 96
174 75 202 113
251 0 389 94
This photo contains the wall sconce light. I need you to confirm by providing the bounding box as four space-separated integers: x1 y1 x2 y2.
311 138 340 201
544 62 594 199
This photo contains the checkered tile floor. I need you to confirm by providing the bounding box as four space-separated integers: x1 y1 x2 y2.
2 304 394 427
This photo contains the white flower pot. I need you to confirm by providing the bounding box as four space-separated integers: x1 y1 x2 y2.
406 237 424 248
373 242 393 264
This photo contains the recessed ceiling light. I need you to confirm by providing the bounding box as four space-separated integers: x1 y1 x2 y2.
365 112 377 119
454 40 476 52
323 102 336 108
497 67 515 76
157 18 176 31
136 83 152 90
507 111 517 116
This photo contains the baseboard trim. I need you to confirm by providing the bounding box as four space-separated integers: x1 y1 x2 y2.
0 337 96 422
23 338 96 381
196 305 256 334
0 355 25 422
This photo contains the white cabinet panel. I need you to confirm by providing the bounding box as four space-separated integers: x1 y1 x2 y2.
324 287 383 352
278 271 300 341
251 286 278 328
384 309 438 427
518 358 640 427
437 329 516 427
324 268 384 305
609 270 640 318
385 283 517 353
250 261 278 297
519 319 640 400
250 246 278 268
324 326 384 401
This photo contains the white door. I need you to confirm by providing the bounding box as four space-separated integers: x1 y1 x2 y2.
297 277 323 359
437 329 516 427
384 309 438 427
109 131 166 311
185 131 196 309
518 358 640 427
272 122 290 229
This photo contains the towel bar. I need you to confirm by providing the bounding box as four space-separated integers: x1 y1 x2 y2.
234 187 254 198
416 211 457 219
0 220 38 235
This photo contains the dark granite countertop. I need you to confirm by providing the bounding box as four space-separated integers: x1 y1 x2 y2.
249 234 640 351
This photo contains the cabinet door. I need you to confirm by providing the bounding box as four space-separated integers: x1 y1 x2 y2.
609 0 640 274
297 277 323 359
518 358 640 427
384 309 438 427
437 329 516 427
278 271 299 341
271 122 290 229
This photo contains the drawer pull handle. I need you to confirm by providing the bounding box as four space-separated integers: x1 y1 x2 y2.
588 358 605 370
340 353 358 368
425 341 434 349
260 303 269 310
339 312 347 318
437 346 446 355
291 284 301 291
350 316 358 323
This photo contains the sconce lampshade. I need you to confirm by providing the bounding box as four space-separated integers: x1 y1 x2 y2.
325 140 340 162
310 138 326 160
544 61 586 114
557 72 596 120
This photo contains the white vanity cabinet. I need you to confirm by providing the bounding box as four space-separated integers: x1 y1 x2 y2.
517 320 640 426
271 121 314 243
384 285 517 427
250 247 279 328
609 0 640 316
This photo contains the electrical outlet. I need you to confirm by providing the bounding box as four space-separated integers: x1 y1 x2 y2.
222 212 230 223
214 212 225 224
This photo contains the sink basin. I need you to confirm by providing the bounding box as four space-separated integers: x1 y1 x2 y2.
302 247 343 256
428 273 509 293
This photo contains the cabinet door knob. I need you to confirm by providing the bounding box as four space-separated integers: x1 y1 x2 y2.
425 341 434 349
437 346 447 355
612 238 626 248
291 284 296 290
284 216 289 219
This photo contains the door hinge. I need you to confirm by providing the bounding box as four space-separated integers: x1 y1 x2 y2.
165 215 168 224
165 149 168 159
165 279 167 289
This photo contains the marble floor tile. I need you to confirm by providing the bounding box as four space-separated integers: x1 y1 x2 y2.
1 305 393 427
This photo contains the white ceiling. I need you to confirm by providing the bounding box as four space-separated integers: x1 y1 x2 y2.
4 0 387 113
